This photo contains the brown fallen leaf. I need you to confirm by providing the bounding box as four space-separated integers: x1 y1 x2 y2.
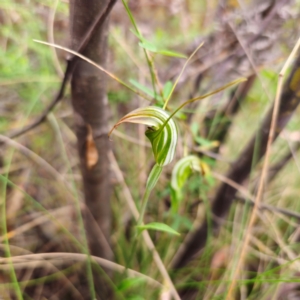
85 124 99 169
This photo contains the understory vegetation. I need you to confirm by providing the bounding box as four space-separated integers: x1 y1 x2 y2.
1 0 300 299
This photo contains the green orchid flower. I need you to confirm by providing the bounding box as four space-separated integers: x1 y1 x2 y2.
109 106 178 167
108 78 245 230
109 105 178 226
170 155 209 212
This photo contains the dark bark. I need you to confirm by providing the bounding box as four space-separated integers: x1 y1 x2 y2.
70 0 113 259
172 51 300 269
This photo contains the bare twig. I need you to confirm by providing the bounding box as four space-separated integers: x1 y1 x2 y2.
5 0 117 140
212 172 300 221
0 134 76 199
0 252 162 288
252 142 300 190
0 206 73 243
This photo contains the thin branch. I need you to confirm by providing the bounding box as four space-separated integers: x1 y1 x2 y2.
0 249 85 299
33 40 152 103
213 171 300 221
0 252 162 288
0 206 73 243
0 134 76 199
252 142 300 190
5 0 117 141
235 196 300 221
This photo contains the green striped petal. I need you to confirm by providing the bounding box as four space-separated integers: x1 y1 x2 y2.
170 155 208 211
109 106 178 166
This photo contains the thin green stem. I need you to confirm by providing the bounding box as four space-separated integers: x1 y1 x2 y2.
136 164 163 231
163 42 204 109
137 188 151 226
127 180 152 269
121 0 158 99
126 237 139 270
160 78 247 135
127 164 163 269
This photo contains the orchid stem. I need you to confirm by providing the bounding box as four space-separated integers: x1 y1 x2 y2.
137 188 151 226
137 164 163 228
127 164 163 269
126 187 150 267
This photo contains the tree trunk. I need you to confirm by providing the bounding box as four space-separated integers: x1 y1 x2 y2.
70 0 112 260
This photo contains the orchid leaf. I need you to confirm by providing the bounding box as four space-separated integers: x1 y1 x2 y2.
132 30 186 58
156 49 187 58
163 81 173 99
129 79 162 101
171 213 193 230
139 41 158 53
138 41 186 58
117 277 146 292
137 222 180 236
130 28 147 42
146 164 163 191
